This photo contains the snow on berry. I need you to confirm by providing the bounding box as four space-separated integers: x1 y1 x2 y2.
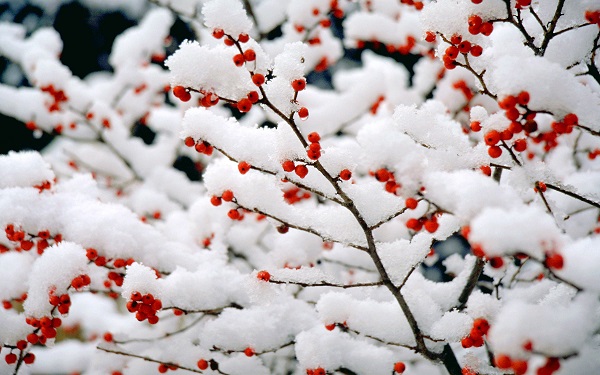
23 242 89 318
202 0 253 39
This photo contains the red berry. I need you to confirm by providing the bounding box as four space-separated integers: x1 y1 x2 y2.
224 37 234 46
103 332 113 342
511 360 528 375
489 256 504 268
210 196 222 206
484 130 500 146
339 169 352 181
257 270 271 281
227 209 241 220
480 165 491 176
292 79 306 91
470 121 481 132
238 161 251 174
495 354 512 369
424 219 439 233
27 333 39 344
488 145 502 158
244 347 255 357
237 98 252 112
425 31 436 42
517 91 530 105
468 15 482 28
325 323 336 331
406 218 421 231
172 86 191 102
238 33 249 43
184 137 195 147
282 160 295 172
158 364 169 373
563 113 578 126
16 340 27 350
197 359 209 370
307 132 320 143
375 168 391 182
5 353 17 364
405 198 418 210
222 190 234 202
252 74 265 86
394 361 406 373
22 352 34 364
470 44 483 56
41 326 57 339
458 40 471 54
472 318 490 335
461 336 474 348
212 28 224 39
445 46 459 60
481 22 494 36
545 253 564 270
243 49 256 62
247 91 260 103
21 240 34 251
295 164 309 179
513 138 527 152
307 149 321 160
233 54 245 67
298 107 309 119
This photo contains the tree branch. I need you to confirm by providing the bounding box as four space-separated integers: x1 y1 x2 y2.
268 278 383 289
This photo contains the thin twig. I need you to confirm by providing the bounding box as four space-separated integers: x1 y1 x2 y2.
268 278 383 289
98 345 222 374
545 183 600 209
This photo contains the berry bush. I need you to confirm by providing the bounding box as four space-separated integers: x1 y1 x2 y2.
1 0 600 374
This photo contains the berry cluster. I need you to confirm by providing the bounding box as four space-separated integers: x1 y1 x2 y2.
467 15 493 36
307 132 321 160
442 34 483 70
40 84 68 113
70 273 91 290
158 363 178 373
406 214 440 233
26 314 63 346
399 0 424 10
282 159 310 179
306 368 326 375
461 318 489 349
126 292 162 324
2 293 27 310
184 136 214 156
210 189 234 207
283 186 311 205
172 85 191 102
3 224 62 255
494 354 529 375
5 351 35 365
372 168 401 194
48 290 72 314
